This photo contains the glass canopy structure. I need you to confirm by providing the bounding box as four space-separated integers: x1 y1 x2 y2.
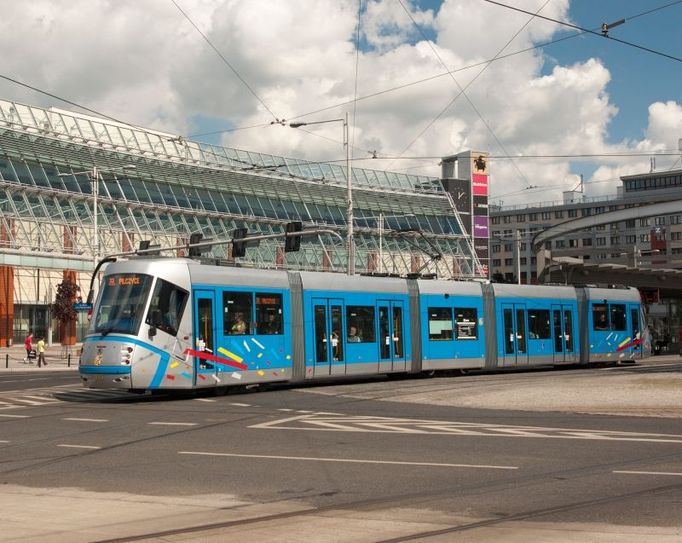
0 98 481 343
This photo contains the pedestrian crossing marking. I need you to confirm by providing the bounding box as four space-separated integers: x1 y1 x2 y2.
0 387 141 410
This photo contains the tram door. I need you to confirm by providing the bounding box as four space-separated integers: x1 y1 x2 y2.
629 305 642 356
551 305 576 364
312 298 345 377
377 300 406 371
193 290 217 387
501 303 528 366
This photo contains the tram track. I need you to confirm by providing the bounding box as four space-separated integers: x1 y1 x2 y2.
88 445 682 543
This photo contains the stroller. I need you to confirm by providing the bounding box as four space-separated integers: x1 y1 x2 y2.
24 348 37 363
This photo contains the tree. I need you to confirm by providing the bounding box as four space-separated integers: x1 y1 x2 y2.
51 278 80 346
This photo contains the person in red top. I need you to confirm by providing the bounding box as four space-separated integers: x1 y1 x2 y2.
24 331 33 364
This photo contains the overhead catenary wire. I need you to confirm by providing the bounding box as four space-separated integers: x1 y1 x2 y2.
481 0 682 63
169 0 280 122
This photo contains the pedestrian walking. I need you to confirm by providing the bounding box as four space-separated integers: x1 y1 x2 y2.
24 330 33 364
36 336 47 367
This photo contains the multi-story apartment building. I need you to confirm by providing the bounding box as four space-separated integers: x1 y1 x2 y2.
490 168 682 284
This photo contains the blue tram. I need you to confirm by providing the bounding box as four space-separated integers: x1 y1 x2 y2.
79 258 649 391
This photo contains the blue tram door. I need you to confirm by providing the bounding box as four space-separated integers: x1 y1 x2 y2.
312 297 345 377
629 305 642 357
377 300 406 372
193 290 218 387
551 305 576 364
501 303 528 366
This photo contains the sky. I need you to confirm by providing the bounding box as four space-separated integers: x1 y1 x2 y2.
0 0 681 206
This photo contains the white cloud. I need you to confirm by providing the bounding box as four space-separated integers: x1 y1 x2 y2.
0 0 679 206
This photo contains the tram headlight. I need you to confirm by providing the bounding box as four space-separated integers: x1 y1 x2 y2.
120 345 134 365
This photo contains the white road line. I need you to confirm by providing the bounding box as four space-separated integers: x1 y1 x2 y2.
278 408 294 412
63 418 109 423
57 444 101 450
10 398 48 405
194 398 216 402
0 414 29 418
178 451 518 470
0 440 9 443
614 470 682 477
229 403 252 407
148 422 198 426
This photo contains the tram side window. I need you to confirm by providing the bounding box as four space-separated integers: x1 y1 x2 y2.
610 304 627 331
346 306 375 343
428 307 453 340
144 279 188 337
455 308 478 339
223 291 252 335
528 309 551 339
593 304 609 331
256 293 282 335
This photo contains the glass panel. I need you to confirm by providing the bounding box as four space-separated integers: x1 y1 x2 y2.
346 306 375 343
553 310 563 352
255 293 282 335
455 308 478 339
144 279 189 337
515 308 526 353
504 309 514 354
314 305 327 363
379 305 390 359
631 308 640 339
331 305 343 361
564 310 574 352
610 304 627 331
592 304 608 330
393 305 403 358
92 273 153 335
528 309 551 339
428 307 453 340
197 299 214 364
223 291 252 335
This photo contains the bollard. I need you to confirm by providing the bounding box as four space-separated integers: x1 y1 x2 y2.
68 354 71 367
5 354 7 369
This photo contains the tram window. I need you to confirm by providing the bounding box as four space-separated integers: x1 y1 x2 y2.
96 273 153 335
455 308 477 339
255 293 282 335
144 279 188 337
428 307 453 340
528 309 551 339
610 304 627 331
593 304 609 331
346 306 375 343
223 291 252 335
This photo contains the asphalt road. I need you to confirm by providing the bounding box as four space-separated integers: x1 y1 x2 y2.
1 363 681 542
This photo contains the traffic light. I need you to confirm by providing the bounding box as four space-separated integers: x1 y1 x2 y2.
231 228 248 258
284 221 303 252
188 233 203 257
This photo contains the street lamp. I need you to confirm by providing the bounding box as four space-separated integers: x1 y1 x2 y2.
58 164 136 266
357 213 416 273
290 113 354 275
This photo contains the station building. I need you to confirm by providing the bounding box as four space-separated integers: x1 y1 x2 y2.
0 99 488 346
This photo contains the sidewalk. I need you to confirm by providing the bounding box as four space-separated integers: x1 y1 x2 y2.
0 342 80 372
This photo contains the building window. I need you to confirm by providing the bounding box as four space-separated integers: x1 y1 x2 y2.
596 224 606 230
610 236 620 245
640 234 650 242
625 219 635 228
595 206 605 214
555 240 565 248
671 232 682 241
582 238 592 246
491 216 500 224
541 212 551 220
555 210 564 219
640 218 650 227
520 242 527 251
504 243 513 252
568 209 577 218
581 208 592 217
503 216 512 223
517 214 526 222
492 244 501 253
520 257 527 265
670 215 681 225
529 213 538 221
492 258 501 266
655 216 666 225
504 258 513 266
626 235 636 244
596 237 606 246
569 239 577 248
